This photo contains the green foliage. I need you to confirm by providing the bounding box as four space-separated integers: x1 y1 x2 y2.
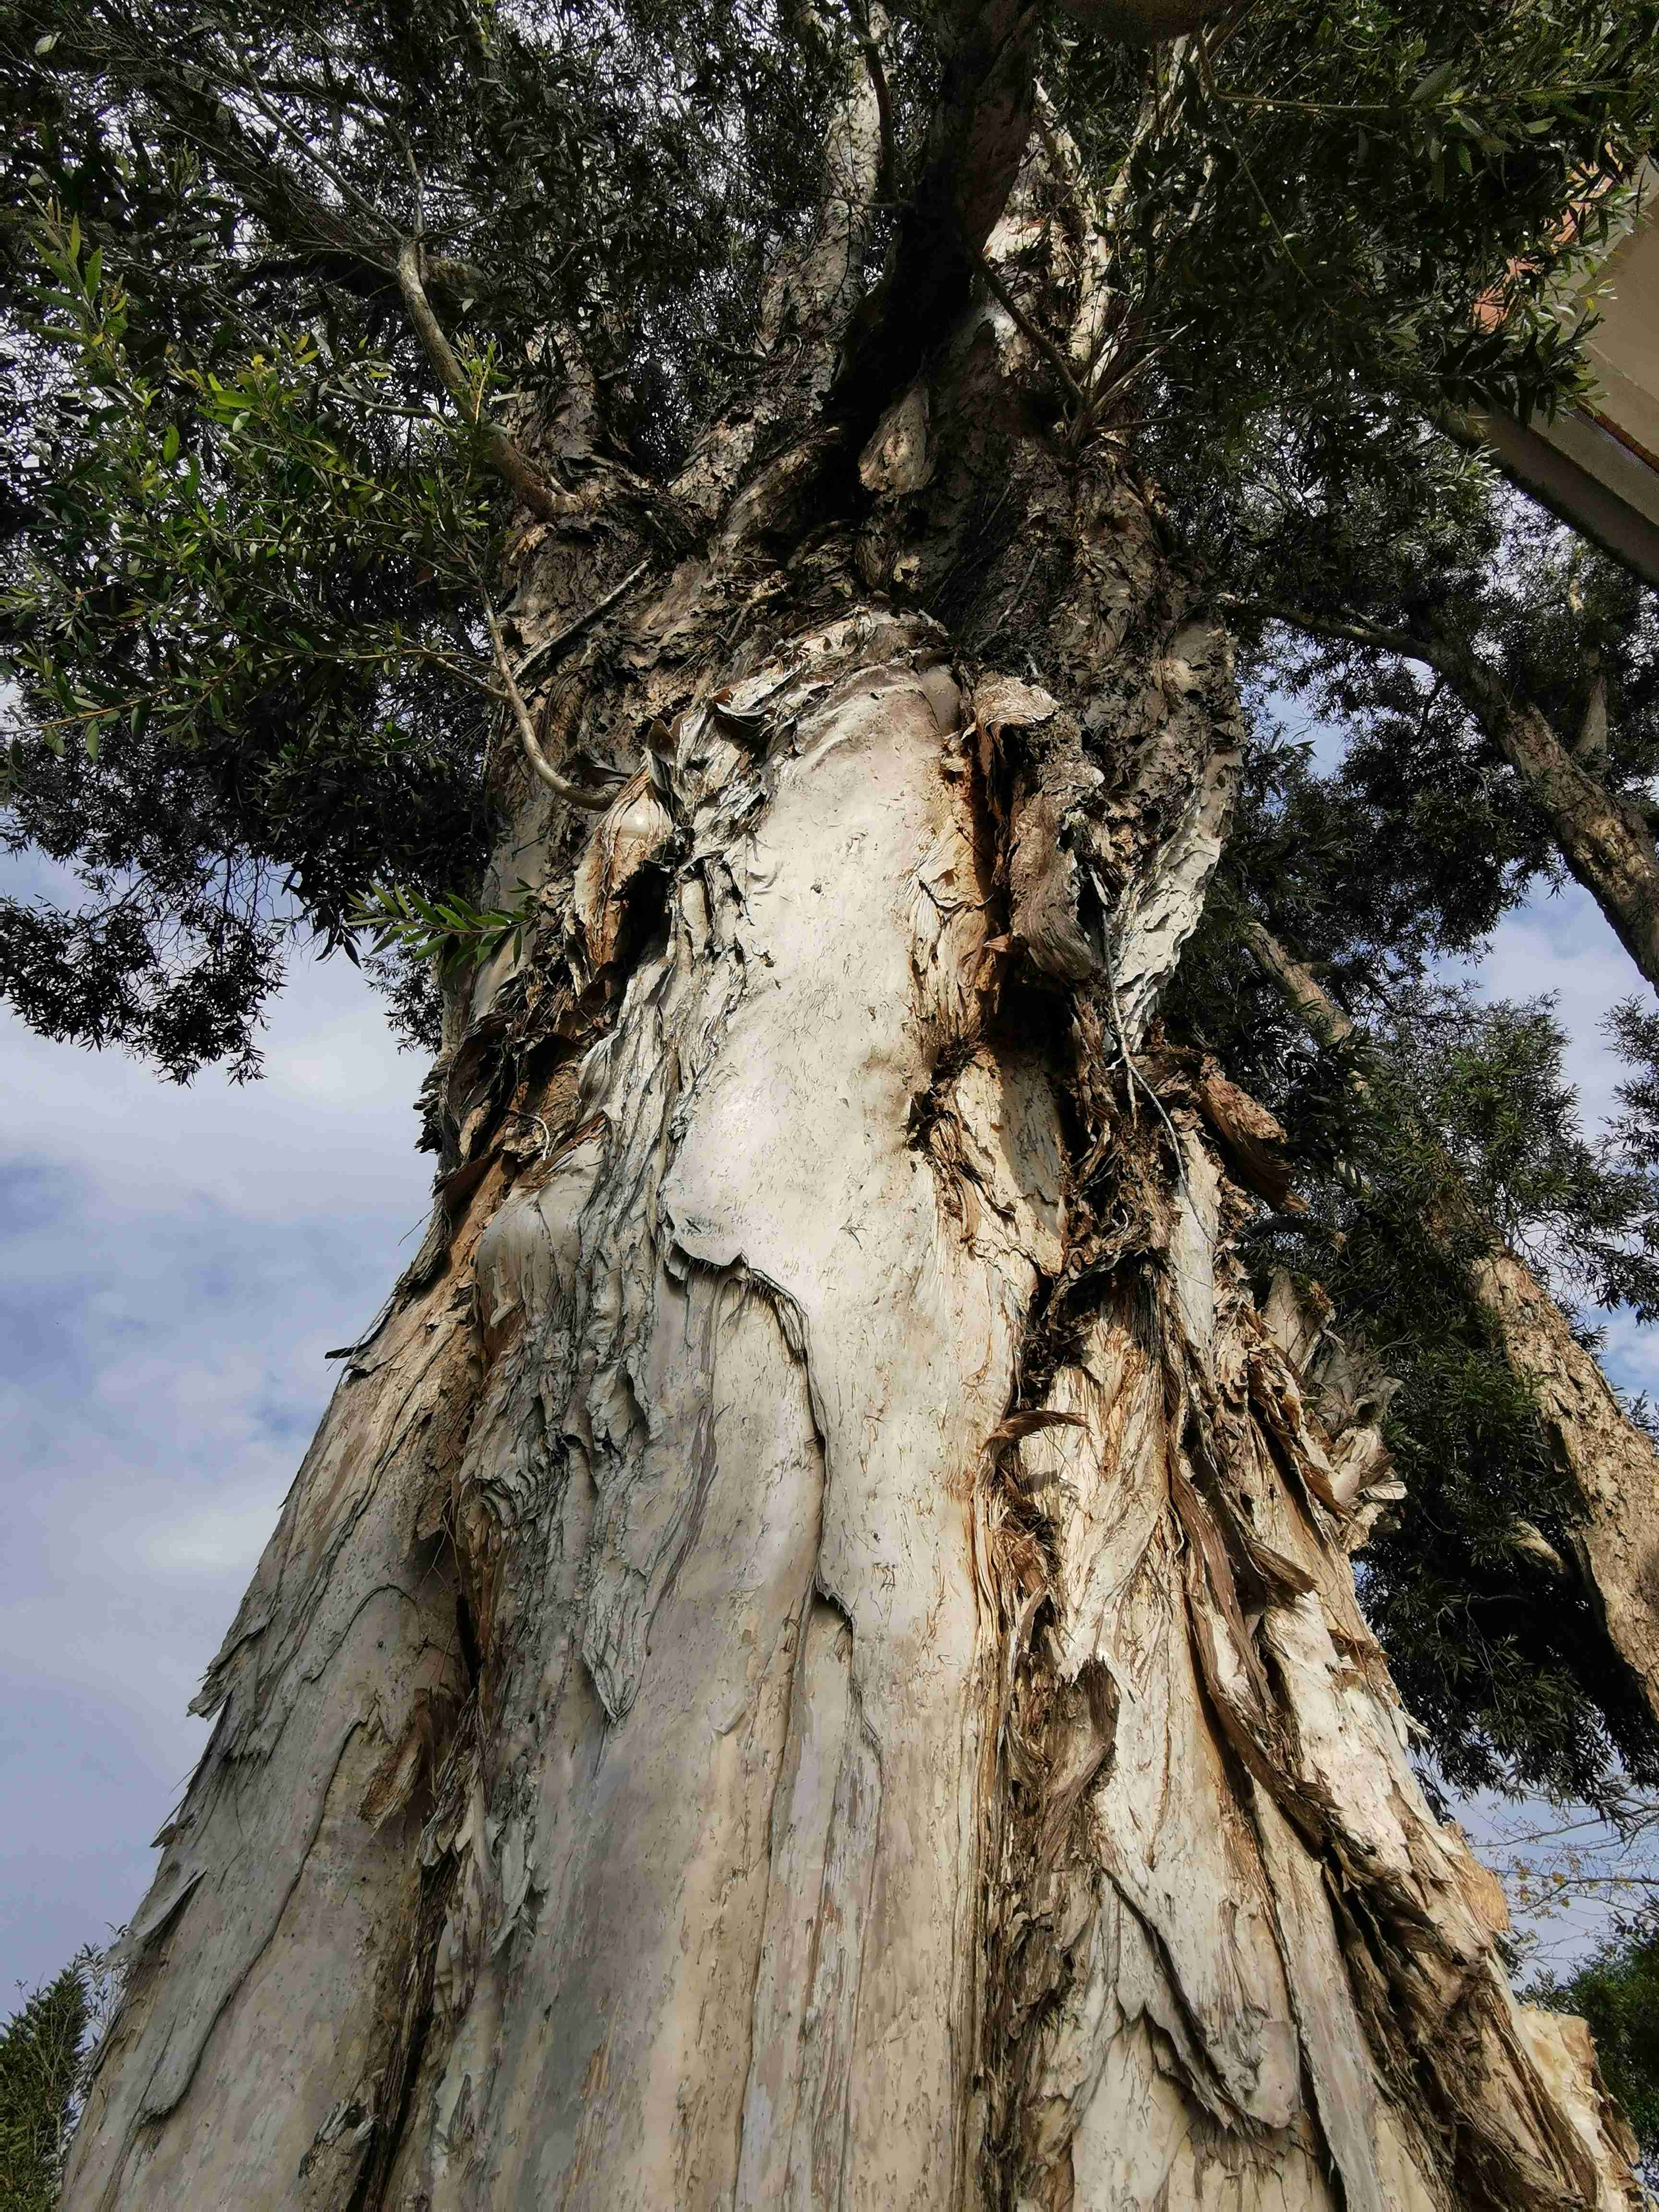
1212 442 1659 895
1057 0 1659 455
1 210 497 1073
352 878 535 980
0 0 1654 1810
0 1959 89 2209
14 213 493 764
0 0 843 1073
0 0 1652 1072
1530 1909 1659 2173
1291 995 1658 1801
1609 998 1659 1211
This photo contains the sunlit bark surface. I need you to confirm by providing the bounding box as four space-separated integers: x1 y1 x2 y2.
64 107 1643 2212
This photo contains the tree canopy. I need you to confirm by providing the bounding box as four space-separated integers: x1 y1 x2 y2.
3 0 1659 1807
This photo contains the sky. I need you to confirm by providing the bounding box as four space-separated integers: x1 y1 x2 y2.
0 878 1655 2005
0 947 433 1999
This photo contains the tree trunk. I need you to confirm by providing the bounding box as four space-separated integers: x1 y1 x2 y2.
1475 1249 1659 1726
64 126 1645 2212
1426 629 1659 1000
1248 605 1659 998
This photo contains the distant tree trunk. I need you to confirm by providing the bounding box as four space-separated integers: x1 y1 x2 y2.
63 102 1643 2212
1243 911 1659 1736
1474 1249 1659 1726
1245 607 1659 997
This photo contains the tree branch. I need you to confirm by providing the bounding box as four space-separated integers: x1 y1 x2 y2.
967 239 1090 412
482 607 614 810
1237 909 1356 1048
1240 902 1659 1727
1575 664 1609 765
1233 595 1659 994
846 0 899 205
512 558 656 685
397 242 578 527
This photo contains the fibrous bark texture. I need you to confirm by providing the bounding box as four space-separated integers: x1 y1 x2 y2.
65 116 1641 2212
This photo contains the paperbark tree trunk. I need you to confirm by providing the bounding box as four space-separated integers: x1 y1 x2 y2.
63 115 1645 2212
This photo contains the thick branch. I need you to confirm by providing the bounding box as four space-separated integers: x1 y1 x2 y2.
836 0 1224 421
967 238 1090 410
397 241 578 528
1430 626 1659 994
1238 910 1355 1048
834 0 1039 416
846 0 899 207
1246 598 1659 995
1576 665 1609 765
482 607 613 809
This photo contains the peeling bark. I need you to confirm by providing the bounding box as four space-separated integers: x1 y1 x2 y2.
64 115 1644 2212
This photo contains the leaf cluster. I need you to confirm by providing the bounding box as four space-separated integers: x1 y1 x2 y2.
352 877 535 980
1 0 1654 1075
1314 999 1659 1803
1210 422 1659 854
0 1957 88 2211
1056 0 1659 452
0 183 504 1070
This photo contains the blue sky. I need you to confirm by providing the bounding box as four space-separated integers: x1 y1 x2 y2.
0 949 432 1996
1 878 1654 2001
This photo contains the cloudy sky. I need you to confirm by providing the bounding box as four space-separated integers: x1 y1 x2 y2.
1 877 1654 2003
0 948 432 1999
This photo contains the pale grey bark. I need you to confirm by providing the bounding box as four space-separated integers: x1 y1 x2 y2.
65 604 1645 2212
63 105 1645 2212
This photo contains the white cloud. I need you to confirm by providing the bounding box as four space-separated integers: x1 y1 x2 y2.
0 949 431 1995
1471 882 1637 1135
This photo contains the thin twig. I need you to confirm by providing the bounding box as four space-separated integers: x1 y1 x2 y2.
1137 1059 1190 1197
967 240 1090 415
1094 878 1139 1127
513 556 654 684
505 1108 553 1160
482 606 613 810
1093 870 1190 1194
214 40 395 245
